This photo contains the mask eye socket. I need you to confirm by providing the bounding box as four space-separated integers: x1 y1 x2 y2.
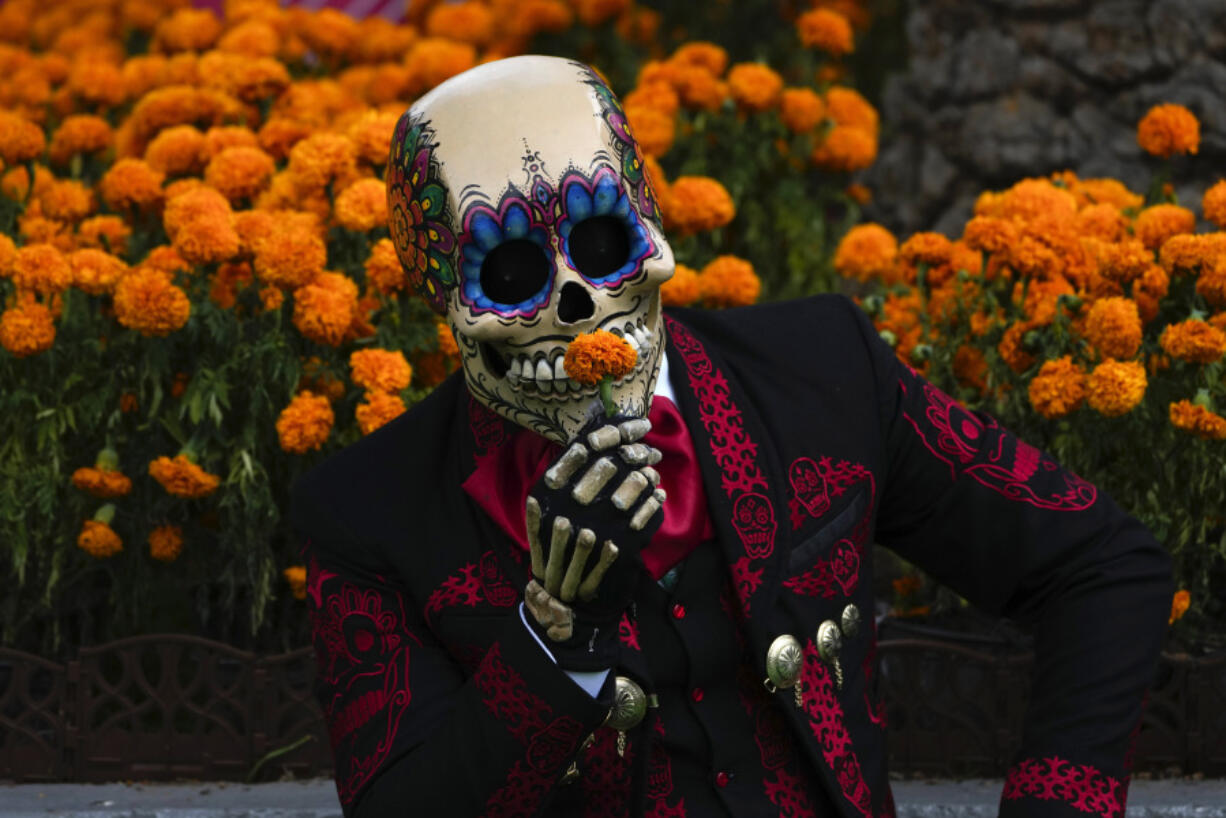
568 215 630 280
480 239 551 305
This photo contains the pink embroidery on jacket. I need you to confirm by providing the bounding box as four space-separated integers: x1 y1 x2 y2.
423 550 516 626
484 757 554 818
1002 756 1126 818
469 396 509 457
736 664 818 817
898 372 1097 511
619 614 641 651
800 642 873 818
783 459 875 599
732 491 778 559
789 457 830 519
582 727 635 818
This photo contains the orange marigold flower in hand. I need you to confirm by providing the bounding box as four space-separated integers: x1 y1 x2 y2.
834 223 897 282
1084 297 1142 360
700 255 760 308
0 111 44 164
12 243 72 295
1169 401 1226 440
205 146 276 204
1134 203 1195 251
0 300 56 357
779 87 825 133
1028 356 1086 419
70 248 128 295
276 390 335 454
797 8 854 56
811 125 876 172
1159 320 1226 363
1137 103 1199 158
564 329 638 386
78 519 123 558
660 263 701 307
1086 359 1147 417
254 231 327 289
356 391 407 435
113 268 191 336
1169 589 1192 624
665 176 735 236
148 525 184 562
100 158 165 212
335 178 389 232
149 454 221 498
349 348 413 393
727 63 783 112
292 272 358 347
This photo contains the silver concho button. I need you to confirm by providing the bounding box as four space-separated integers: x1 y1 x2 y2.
816 620 842 662
841 604 861 639
765 634 804 690
605 675 647 731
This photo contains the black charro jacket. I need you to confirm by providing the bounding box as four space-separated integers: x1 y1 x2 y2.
291 294 1172 818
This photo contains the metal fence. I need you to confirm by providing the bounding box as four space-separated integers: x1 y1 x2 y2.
2 635 1223 782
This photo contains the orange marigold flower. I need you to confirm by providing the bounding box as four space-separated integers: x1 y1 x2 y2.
669 64 727 112
149 454 221 498
797 8 854 56
834 223 897 282
356 390 407 435
154 8 222 53
624 104 674 158
143 245 191 277
75 215 130 255
38 180 95 224
1075 203 1129 241
257 118 313 162
259 285 284 312
217 19 281 58
824 87 878 137
700 255 760 308
287 132 359 194
208 262 252 309
961 216 1017 255
0 234 14 276
71 465 133 499
70 248 128 295
1159 320 1226 363
1169 401 1226 440
1028 356 1086 419
779 87 825 133
1135 264 1170 323
403 38 477 96
148 524 184 562
350 348 412 393
113 268 191 336
1158 233 1212 275
365 237 407 294
233 209 276 258
1169 589 1192 624
255 231 327 290
1203 179 1226 229
811 125 876 172
276 390 335 454
1137 103 1199 158
726 62 783 112
1099 238 1152 284
0 111 44 164
1198 257 1226 308
204 125 260 159
346 109 400 167
0 300 55 357
78 519 122 558
48 115 112 165
624 82 681 118
99 158 165 212
144 125 207 176
660 263 701 307
994 178 1077 222
425 1 493 46
436 321 459 359
998 321 1040 373
284 566 308 600
197 51 290 104
1134 203 1196 251
563 329 638 386
665 176 735 236
292 272 357 346
1084 297 1142 360
12 243 72 295
899 232 953 269
164 187 239 265
335 178 389 232
1086 359 1147 417
1071 177 1144 212
204 145 276 204
572 0 630 26
670 42 728 76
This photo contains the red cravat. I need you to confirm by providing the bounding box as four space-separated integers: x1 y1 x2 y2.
461 395 715 579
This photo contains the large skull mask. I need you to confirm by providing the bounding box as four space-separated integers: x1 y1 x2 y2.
387 56 674 444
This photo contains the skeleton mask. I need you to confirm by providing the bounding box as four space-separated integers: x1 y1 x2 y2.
387 56 674 444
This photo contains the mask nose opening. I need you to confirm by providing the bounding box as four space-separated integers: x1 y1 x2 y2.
557 281 595 325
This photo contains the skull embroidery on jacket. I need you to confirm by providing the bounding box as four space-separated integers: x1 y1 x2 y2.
387 56 675 443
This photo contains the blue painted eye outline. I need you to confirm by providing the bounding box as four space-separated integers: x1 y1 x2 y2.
458 198 555 317
556 166 655 288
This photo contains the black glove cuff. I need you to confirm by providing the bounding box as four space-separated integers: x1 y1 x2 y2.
527 613 620 672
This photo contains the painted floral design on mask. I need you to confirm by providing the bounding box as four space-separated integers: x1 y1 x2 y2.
578 63 661 228
557 166 657 289
458 193 555 316
387 115 457 315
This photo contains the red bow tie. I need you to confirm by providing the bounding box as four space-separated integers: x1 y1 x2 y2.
461 395 715 579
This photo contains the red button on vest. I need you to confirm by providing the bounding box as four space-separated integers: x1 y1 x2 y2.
690 687 704 703
671 603 686 619
714 771 730 788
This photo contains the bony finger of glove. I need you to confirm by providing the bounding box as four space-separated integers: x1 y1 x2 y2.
630 488 667 532
544 442 590 490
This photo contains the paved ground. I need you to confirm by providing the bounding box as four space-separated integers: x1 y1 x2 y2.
1 778 1224 816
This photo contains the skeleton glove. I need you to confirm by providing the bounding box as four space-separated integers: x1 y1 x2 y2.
523 415 665 671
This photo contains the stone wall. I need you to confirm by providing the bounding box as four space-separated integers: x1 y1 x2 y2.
862 0 1226 236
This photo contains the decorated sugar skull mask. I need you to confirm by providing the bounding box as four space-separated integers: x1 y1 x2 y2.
386 56 674 444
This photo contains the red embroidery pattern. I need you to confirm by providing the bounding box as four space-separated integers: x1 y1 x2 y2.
731 556 764 602
619 613 641 651
1002 756 1126 818
469 396 509 457
764 767 818 818
473 642 549 742
784 458 876 599
306 559 419 806
667 317 778 613
898 371 1096 511
646 798 687 818
484 757 554 818
423 549 516 625
800 642 873 818
582 727 634 818
736 666 817 817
